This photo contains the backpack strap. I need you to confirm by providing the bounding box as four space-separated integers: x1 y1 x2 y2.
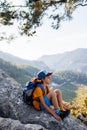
32 83 45 96
37 83 44 90
36 83 45 95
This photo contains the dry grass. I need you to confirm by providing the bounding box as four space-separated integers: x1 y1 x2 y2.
69 84 87 119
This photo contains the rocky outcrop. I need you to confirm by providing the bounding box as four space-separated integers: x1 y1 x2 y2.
0 117 47 130
0 69 87 130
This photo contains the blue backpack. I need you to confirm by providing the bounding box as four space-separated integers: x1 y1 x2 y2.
23 81 44 105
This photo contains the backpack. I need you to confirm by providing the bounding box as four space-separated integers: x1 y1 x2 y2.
22 81 44 105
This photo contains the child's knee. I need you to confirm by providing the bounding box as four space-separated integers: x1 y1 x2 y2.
55 89 61 95
52 91 57 97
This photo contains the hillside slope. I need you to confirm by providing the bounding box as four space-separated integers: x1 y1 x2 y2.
0 58 39 86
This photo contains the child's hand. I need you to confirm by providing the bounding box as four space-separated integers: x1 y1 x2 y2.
53 113 62 122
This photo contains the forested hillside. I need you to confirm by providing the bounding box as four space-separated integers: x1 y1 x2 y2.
51 71 87 102
52 70 87 85
0 58 39 86
0 57 87 86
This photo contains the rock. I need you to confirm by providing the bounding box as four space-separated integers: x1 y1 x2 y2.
0 69 87 130
76 113 84 121
76 113 87 126
0 117 47 130
83 120 87 126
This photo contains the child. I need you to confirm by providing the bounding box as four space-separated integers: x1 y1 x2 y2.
32 70 70 121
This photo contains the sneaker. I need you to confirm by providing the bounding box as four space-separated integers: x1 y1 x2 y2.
59 109 70 120
55 109 60 115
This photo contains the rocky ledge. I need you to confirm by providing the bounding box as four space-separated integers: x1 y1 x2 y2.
0 69 87 130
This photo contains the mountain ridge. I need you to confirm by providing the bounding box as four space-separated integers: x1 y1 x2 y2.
0 48 87 73
0 51 49 70
38 48 87 72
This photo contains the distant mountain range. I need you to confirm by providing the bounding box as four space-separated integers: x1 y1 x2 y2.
0 48 87 73
0 51 49 70
38 48 87 73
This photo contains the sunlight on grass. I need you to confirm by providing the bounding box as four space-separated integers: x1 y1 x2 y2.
69 84 87 119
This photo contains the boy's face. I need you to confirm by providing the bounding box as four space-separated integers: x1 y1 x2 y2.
43 76 51 84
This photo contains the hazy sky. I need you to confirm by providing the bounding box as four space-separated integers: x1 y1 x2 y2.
0 0 87 60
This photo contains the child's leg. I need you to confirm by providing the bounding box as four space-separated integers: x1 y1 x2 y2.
54 89 65 111
47 91 59 109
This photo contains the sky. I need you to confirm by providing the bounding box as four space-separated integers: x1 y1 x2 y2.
0 0 87 60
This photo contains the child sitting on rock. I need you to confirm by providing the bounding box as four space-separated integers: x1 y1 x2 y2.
32 70 70 121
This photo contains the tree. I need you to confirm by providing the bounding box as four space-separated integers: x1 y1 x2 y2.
0 0 87 39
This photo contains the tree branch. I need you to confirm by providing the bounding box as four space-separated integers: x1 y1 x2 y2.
0 5 28 8
0 0 66 8
75 3 87 7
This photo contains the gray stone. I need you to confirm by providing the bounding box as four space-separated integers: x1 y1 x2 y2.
0 117 47 130
77 113 84 121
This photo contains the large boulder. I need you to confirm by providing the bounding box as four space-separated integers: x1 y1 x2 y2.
0 69 87 130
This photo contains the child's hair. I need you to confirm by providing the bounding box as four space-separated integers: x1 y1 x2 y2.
32 77 43 84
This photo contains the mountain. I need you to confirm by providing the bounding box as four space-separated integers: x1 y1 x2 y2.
38 48 87 73
1 48 87 73
0 58 39 86
0 51 49 70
